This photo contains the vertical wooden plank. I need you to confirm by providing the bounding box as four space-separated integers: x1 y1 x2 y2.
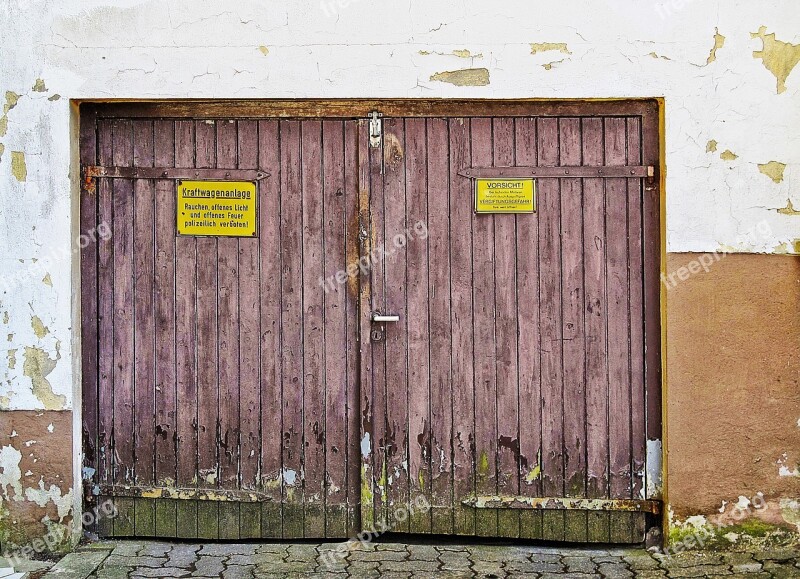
258 119 283 538
301 120 326 537
132 119 156 536
427 118 453 535
382 117 409 533
237 120 261 538
195 119 219 540
280 120 305 539
641 104 662 500
582 117 610 543
470 117 498 538
626 118 646 504
448 118 476 536
174 120 199 538
537 117 565 542
322 119 348 538
559 118 588 543
356 119 375 532
514 117 543 540
216 119 241 540
492 117 520 539
153 119 178 538
605 117 634 543
79 105 100 535
344 120 362 535
96 121 115 534
405 118 432 534
111 118 135 535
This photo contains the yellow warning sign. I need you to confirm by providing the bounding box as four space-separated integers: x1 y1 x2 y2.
475 178 536 214
177 180 257 237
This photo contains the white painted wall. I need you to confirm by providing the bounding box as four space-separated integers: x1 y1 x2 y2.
0 0 799 412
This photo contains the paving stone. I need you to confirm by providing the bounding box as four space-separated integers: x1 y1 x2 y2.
110 544 143 558
406 544 440 560
199 544 257 556
665 552 725 567
622 554 660 570
468 546 532 562
752 548 800 562
238 552 286 567
346 570 382 579
221 565 255 579
375 543 408 551
167 545 200 567
255 544 289 555
506 560 563 573
593 556 626 564
0 556 54 574
665 565 730 578
720 552 755 566
529 553 564 564
137 542 173 558
563 556 597 573
631 571 666 578
436 545 470 552
43 551 111 578
350 549 407 562
730 561 761 573
595 562 633 578
95 566 133 579
254 560 317 573
438 551 472 571
129 567 188 577
192 556 226 576
471 560 508 577
284 544 320 561
101 556 166 569
380 559 440 572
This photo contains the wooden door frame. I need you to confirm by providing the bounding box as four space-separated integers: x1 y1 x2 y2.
79 98 665 539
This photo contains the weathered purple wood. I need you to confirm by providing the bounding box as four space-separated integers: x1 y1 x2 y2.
301 120 326 535
194 119 220 538
216 120 241 505
514 116 543 540
96 120 116 535
558 118 587 499
537 117 565 540
470 117 498 537
343 120 361 534
111 119 135 486
279 120 305 538
153 120 177 488
366 119 388 530
80 107 99 511
626 118 646 501
237 120 261 492
582 117 611 541
426 117 453 534
322 119 348 536
492 117 520 538
448 117 476 536
174 120 199 496
132 120 156 492
257 119 283 538
381 117 409 532
605 118 633 504
405 118 432 534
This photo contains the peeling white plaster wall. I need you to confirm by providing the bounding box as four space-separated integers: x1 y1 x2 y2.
0 0 799 411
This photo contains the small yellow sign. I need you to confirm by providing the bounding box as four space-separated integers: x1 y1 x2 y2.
475 178 536 214
177 180 257 237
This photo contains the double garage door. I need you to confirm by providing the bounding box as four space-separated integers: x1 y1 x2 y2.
80 100 662 542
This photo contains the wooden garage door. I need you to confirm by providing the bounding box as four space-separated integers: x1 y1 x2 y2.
360 113 662 542
80 100 661 542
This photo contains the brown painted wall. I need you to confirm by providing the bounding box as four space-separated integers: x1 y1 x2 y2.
666 253 800 529
0 410 74 553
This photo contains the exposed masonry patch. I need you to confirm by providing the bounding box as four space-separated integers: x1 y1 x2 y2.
32 78 47 92
22 344 65 410
751 26 800 94
706 140 718 153
31 315 49 339
11 151 27 182
758 161 786 183
706 28 725 65
777 200 800 215
720 149 738 161
24 480 74 521
780 498 800 531
429 68 489 86
42 273 52 287
0 91 20 137
648 52 671 61
530 42 571 55
258 45 269 55
48 94 60 101
7 348 17 370
419 49 482 58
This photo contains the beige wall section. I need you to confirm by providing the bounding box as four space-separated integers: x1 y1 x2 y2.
0 410 74 554
666 253 800 534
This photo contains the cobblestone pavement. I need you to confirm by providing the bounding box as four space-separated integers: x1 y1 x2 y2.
39 540 800 578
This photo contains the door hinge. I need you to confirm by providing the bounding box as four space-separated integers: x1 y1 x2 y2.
369 111 382 148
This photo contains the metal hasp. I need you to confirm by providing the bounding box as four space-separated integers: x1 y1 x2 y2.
369 111 382 148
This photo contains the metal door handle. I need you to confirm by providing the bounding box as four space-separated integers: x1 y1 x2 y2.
372 314 400 323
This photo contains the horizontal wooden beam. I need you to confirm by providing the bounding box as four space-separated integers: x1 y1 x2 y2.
462 495 661 514
98 484 275 503
84 166 269 181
